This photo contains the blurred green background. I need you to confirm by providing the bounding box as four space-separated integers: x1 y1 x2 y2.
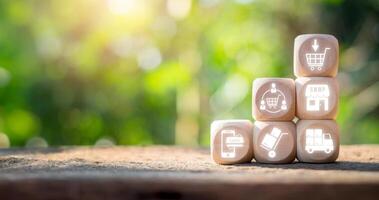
0 0 378 147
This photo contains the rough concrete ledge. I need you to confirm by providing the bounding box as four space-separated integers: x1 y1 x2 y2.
0 145 378 200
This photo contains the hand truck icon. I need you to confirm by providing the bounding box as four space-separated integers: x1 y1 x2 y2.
260 127 288 158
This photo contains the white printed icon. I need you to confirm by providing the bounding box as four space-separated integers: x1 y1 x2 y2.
260 83 287 114
305 84 329 111
305 129 334 154
260 127 288 158
221 129 244 158
305 39 330 71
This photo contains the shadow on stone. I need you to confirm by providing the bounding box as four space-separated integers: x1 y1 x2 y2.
234 161 379 172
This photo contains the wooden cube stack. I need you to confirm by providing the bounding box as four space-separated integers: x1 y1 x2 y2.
252 78 297 163
294 34 340 163
211 34 339 165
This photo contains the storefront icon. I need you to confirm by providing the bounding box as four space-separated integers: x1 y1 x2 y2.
305 84 329 111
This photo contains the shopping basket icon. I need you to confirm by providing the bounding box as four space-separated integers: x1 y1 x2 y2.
265 95 281 109
305 48 330 71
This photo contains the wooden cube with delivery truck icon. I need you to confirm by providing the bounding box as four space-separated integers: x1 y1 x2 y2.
296 120 339 163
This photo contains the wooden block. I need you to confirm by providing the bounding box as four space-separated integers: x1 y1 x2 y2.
296 77 339 120
252 78 295 121
211 120 254 165
294 34 339 77
253 121 296 164
297 120 339 163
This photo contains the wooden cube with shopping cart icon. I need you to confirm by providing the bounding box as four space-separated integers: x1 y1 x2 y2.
253 121 296 164
296 77 339 119
294 34 339 77
252 78 295 121
297 120 339 163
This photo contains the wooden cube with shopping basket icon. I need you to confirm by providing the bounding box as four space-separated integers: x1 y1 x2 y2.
252 78 295 121
253 121 296 164
296 77 339 119
294 34 339 77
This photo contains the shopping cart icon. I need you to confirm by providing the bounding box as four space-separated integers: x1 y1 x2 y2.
305 48 330 71
260 83 287 114
265 95 281 109
260 127 288 158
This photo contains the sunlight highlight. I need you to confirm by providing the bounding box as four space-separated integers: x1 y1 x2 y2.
167 0 192 20
107 0 145 16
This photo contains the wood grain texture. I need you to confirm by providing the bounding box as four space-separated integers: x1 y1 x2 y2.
0 145 378 200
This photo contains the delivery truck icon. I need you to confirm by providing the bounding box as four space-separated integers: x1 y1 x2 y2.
305 129 334 154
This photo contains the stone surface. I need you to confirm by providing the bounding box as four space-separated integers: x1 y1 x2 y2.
297 120 339 163
252 78 295 121
294 34 339 77
0 146 378 199
253 121 296 164
211 120 254 164
296 77 339 119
